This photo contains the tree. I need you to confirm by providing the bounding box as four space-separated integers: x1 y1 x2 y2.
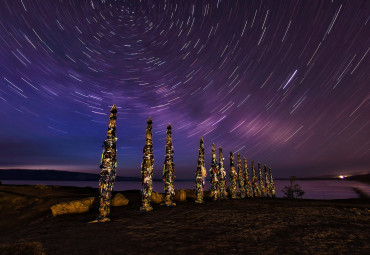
282 176 305 199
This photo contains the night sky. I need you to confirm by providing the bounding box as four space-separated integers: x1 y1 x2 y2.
0 0 369 178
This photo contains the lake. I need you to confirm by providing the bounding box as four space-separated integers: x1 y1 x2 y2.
2 179 369 200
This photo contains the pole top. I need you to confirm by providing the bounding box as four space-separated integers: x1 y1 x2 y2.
110 104 117 113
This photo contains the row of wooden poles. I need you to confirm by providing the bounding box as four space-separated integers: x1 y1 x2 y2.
91 105 275 223
194 138 276 204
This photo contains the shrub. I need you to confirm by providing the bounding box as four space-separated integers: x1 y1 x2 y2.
282 176 305 199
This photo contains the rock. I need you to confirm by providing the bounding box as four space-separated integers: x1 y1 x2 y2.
111 193 129 206
50 197 95 216
174 189 186 201
204 190 226 198
151 192 164 204
185 189 196 199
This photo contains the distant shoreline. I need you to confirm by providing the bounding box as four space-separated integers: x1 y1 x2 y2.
1 169 369 181
277 174 370 185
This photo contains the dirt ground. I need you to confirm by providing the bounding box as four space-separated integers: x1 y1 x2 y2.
0 184 369 255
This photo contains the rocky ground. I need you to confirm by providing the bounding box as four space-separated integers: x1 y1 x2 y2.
0 184 369 255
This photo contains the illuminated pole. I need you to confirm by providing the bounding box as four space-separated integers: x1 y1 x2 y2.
218 147 227 199
163 123 176 206
269 167 276 198
93 105 117 223
210 143 219 200
244 157 253 198
251 160 261 197
264 165 271 198
140 117 154 212
258 162 266 197
237 153 246 198
229 151 238 199
195 138 206 203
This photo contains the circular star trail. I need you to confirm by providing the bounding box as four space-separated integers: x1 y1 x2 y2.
0 0 369 178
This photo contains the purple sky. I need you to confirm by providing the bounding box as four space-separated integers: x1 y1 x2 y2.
0 0 369 178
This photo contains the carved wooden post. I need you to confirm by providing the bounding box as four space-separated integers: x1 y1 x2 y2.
140 117 154 212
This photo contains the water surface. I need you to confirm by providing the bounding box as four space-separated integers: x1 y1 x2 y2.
3 179 369 200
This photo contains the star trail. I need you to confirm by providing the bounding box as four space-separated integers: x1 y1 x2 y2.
0 0 369 178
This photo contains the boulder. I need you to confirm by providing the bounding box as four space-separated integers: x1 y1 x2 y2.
50 197 95 216
185 189 196 199
151 192 164 204
174 189 186 201
111 193 129 207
